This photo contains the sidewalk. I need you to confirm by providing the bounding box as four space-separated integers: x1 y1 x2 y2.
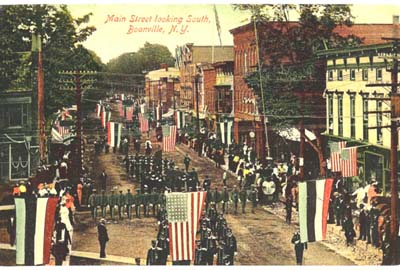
176 143 382 266
263 202 382 265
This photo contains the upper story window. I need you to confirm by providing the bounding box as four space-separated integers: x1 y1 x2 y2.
328 70 333 81
362 69 368 81
337 70 343 81
376 68 383 81
0 104 28 129
350 69 356 81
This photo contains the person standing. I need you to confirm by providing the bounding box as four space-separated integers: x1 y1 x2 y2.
222 171 228 187
231 186 239 215
183 154 191 172
221 187 230 214
358 204 367 241
239 187 247 214
88 189 98 220
100 170 107 191
125 189 134 220
117 190 126 220
224 228 237 265
108 190 118 221
99 190 108 218
291 231 307 265
248 185 258 214
146 240 161 265
7 215 16 247
97 219 109 258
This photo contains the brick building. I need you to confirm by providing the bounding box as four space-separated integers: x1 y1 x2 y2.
175 43 233 132
229 20 400 160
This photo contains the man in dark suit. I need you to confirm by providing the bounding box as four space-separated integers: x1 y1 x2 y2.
7 215 16 246
97 219 109 258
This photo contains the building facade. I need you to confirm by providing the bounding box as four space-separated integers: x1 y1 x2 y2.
0 89 38 182
319 42 398 195
144 64 180 115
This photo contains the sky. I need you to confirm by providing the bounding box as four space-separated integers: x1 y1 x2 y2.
7 1 399 64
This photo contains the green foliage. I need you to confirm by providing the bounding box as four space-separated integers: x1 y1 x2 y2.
105 42 175 74
0 4 103 117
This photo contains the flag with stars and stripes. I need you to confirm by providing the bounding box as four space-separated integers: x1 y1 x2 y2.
162 125 176 152
166 191 206 262
329 141 346 172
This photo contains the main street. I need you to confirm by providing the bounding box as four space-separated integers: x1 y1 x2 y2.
67 102 356 266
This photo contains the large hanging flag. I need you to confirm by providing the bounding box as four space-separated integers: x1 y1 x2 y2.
118 101 124 117
116 122 122 148
96 104 102 118
139 113 149 133
341 147 358 177
15 197 58 265
220 122 225 144
101 110 106 129
126 106 134 121
329 141 346 172
227 120 233 145
175 111 185 129
107 122 122 148
298 178 334 243
166 191 206 262
163 125 177 152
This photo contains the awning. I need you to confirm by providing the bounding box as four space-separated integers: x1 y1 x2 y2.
277 127 316 142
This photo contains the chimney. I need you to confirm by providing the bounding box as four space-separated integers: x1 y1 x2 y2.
160 63 168 71
393 15 399 24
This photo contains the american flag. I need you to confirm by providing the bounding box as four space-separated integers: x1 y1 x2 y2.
55 121 70 137
163 125 177 152
330 141 346 172
341 147 357 177
138 113 148 133
166 191 206 262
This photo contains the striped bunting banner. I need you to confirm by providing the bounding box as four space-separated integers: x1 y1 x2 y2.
298 178 333 243
15 197 58 265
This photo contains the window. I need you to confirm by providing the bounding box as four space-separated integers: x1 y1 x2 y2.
362 69 368 81
328 70 333 81
328 94 334 135
376 69 383 81
363 96 369 140
350 69 356 81
350 94 356 138
0 104 28 129
338 94 343 136
337 70 343 81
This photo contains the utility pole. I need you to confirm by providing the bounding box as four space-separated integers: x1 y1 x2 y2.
367 37 400 265
59 70 97 181
195 74 201 156
33 33 46 162
386 38 399 265
254 19 270 159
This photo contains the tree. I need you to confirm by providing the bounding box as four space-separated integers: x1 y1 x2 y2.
233 4 360 177
0 5 102 117
105 42 174 74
